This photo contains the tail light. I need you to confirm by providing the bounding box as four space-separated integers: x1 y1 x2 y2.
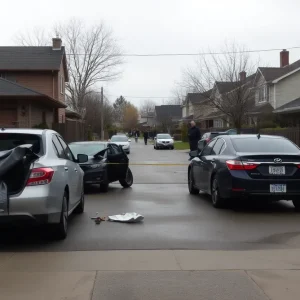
206 138 210 143
226 160 258 170
27 168 54 186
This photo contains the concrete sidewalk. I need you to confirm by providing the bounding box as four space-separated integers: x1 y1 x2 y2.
1 249 300 299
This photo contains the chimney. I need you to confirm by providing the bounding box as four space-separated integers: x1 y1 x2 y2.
280 49 289 67
239 71 246 81
52 37 62 50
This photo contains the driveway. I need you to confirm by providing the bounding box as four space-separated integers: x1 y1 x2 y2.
1 141 300 251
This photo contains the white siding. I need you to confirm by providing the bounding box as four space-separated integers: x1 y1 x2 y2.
274 71 300 109
269 85 275 108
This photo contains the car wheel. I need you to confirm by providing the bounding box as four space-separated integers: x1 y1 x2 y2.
74 186 84 214
292 200 300 211
120 168 133 188
51 190 68 240
154 145 156 149
100 182 109 192
211 177 225 208
188 168 199 195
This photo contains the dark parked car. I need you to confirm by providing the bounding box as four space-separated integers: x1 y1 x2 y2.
188 134 300 210
69 141 133 192
199 129 237 149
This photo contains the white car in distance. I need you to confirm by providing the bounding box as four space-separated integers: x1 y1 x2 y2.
154 133 174 150
109 135 131 154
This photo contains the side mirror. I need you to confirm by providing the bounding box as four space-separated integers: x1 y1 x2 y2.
128 139 131 142
189 150 198 158
154 137 157 140
77 154 88 163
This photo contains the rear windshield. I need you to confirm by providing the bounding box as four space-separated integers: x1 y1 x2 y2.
69 143 106 156
232 137 300 153
0 133 42 154
111 136 128 142
210 133 220 138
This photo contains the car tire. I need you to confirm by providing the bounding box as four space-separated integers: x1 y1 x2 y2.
154 145 156 149
100 182 109 192
120 168 133 188
292 200 300 211
211 177 225 208
171 146 174 150
188 168 199 195
51 190 68 240
74 186 84 214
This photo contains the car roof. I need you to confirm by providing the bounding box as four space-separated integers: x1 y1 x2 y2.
0 128 48 135
227 134 286 140
157 133 170 135
69 141 108 144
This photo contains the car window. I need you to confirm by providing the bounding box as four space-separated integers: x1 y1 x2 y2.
57 136 74 161
111 136 128 142
0 133 42 154
201 139 217 156
52 135 66 159
69 143 106 156
157 134 171 139
211 139 225 155
110 143 122 154
232 137 300 153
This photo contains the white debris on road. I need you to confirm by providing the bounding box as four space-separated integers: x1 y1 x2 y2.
108 212 144 223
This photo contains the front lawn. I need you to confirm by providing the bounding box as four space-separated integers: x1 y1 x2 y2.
174 142 190 150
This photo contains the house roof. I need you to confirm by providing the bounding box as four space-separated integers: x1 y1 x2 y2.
0 78 66 108
259 59 300 82
0 46 69 81
273 97 300 114
186 90 212 104
248 102 273 115
215 82 238 94
66 108 81 119
155 105 181 119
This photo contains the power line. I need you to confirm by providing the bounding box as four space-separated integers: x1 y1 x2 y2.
65 46 300 57
93 92 175 99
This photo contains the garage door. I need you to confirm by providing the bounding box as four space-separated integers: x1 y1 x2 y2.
0 109 18 127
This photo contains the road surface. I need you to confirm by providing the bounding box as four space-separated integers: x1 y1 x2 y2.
1 140 300 251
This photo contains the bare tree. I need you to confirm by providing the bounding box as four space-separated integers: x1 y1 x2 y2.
14 27 50 46
180 42 257 132
139 99 156 115
15 19 123 115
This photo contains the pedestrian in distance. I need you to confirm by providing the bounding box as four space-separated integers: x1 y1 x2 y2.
143 131 149 145
135 131 139 143
188 120 201 151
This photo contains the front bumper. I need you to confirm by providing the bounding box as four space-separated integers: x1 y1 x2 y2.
157 143 173 148
84 168 106 184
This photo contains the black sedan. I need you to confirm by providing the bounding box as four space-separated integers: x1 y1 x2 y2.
188 134 300 210
69 141 133 192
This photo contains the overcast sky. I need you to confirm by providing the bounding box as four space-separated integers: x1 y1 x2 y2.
1 0 300 107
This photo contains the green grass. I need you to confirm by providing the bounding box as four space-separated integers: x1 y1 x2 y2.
174 142 190 150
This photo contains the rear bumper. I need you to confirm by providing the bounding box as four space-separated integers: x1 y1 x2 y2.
218 170 300 200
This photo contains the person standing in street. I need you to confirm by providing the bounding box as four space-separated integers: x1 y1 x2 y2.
143 131 149 145
188 121 201 151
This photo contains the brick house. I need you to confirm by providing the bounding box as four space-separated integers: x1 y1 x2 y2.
0 38 68 128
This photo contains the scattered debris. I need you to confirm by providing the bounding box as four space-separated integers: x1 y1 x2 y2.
108 212 144 223
91 212 106 224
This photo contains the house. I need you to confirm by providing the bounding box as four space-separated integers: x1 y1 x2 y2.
250 49 300 125
138 111 155 128
154 105 181 132
0 37 68 128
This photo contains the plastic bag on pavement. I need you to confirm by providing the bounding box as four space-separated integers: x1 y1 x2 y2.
108 212 144 223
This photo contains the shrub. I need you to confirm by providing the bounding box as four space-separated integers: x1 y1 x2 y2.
181 124 189 142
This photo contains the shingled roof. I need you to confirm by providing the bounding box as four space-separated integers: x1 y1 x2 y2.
258 59 300 82
186 89 212 104
273 97 300 113
155 105 181 120
0 46 68 80
0 78 66 108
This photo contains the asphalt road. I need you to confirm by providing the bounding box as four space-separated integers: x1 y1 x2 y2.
1 140 300 252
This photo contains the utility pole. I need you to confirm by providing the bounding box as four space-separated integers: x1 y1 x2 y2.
100 86 104 140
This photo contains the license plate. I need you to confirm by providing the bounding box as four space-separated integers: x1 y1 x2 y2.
269 166 285 175
270 184 286 193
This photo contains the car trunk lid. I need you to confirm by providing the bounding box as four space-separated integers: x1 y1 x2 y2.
237 153 300 179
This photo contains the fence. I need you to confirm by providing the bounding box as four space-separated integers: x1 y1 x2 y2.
260 128 300 146
52 119 86 143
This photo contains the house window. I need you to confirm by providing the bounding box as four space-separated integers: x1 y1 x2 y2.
60 75 64 94
258 85 268 103
214 119 223 128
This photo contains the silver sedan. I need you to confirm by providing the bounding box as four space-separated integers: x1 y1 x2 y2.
0 129 87 239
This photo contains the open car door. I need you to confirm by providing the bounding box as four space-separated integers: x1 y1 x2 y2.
107 144 129 182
